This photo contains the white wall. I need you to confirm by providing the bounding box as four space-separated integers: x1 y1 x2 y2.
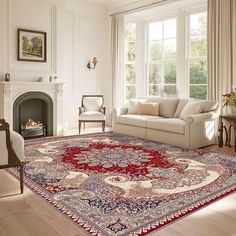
0 0 110 134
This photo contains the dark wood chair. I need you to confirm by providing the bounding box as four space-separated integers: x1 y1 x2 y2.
78 95 106 134
0 119 25 194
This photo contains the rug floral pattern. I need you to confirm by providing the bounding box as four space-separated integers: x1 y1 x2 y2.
11 132 236 235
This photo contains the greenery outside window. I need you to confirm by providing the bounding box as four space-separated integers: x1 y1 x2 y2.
188 12 207 99
148 19 177 96
124 23 136 102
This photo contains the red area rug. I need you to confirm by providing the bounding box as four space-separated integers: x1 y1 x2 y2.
9 132 236 235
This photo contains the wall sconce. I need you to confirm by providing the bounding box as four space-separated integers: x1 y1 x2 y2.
87 57 98 70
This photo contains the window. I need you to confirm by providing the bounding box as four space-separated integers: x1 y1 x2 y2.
122 3 208 104
188 12 207 99
148 18 177 96
124 23 136 102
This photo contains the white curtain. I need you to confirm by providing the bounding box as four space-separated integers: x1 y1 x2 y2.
110 15 124 108
208 0 236 102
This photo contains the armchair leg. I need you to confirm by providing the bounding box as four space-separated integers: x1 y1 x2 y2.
79 121 81 135
20 163 24 194
102 121 105 132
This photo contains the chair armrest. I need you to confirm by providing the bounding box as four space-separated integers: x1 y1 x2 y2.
185 111 218 124
10 130 24 162
79 107 85 115
100 107 106 114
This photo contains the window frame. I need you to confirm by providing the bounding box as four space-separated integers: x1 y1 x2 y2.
146 14 178 97
122 2 208 104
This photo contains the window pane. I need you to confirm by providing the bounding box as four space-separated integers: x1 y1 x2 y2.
190 61 207 84
149 22 162 41
164 64 176 84
190 13 207 36
164 19 176 39
164 85 177 96
126 85 136 99
125 64 136 84
124 23 136 41
125 41 136 61
191 36 207 57
164 39 176 59
149 85 161 96
149 41 162 60
189 85 207 99
149 64 162 84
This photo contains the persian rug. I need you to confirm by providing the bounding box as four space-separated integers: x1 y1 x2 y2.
9 132 236 236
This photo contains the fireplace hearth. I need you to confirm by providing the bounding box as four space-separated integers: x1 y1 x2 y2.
21 119 46 138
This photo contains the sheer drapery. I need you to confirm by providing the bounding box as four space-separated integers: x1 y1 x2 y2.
208 0 236 102
110 15 124 108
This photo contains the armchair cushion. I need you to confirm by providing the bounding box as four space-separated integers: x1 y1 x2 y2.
0 132 8 165
79 111 105 121
83 97 103 112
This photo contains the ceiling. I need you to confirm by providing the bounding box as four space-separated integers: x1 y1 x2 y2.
80 0 146 10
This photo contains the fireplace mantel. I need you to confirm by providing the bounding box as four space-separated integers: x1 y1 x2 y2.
0 81 65 136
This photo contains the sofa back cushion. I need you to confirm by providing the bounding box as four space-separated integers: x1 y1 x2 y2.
147 98 179 118
199 100 218 112
179 102 202 120
174 99 218 118
137 102 159 116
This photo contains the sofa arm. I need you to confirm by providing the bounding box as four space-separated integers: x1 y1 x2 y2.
185 111 218 124
112 107 128 128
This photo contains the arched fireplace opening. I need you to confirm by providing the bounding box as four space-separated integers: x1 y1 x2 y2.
13 92 53 138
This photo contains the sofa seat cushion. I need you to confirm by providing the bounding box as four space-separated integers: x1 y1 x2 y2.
147 118 185 134
117 115 163 127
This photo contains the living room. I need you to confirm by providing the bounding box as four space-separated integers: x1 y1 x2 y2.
0 0 236 236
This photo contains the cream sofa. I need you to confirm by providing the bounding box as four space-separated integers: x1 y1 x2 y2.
112 98 219 149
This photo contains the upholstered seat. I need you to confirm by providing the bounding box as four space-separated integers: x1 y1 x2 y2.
78 95 106 134
0 119 25 194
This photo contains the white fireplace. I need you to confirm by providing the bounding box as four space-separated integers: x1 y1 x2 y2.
0 81 64 136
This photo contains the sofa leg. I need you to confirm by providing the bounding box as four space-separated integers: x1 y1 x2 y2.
102 121 105 132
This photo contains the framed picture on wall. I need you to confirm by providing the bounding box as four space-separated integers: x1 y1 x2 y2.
18 28 47 62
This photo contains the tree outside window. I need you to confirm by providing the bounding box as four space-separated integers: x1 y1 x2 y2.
189 12 207 99
124 23 136 102
148 19 177 96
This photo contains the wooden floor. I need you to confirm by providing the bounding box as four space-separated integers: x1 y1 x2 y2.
1 131 236 236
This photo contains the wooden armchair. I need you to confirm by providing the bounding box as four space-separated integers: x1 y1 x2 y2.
0 119 25 194
78 95 106 134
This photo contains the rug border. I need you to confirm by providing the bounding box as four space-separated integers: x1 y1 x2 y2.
7 167 236 236
9 133 236 236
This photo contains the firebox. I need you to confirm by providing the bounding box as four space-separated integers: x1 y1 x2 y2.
13 92 53 138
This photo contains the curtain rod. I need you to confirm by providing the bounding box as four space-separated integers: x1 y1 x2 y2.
109 0 169 17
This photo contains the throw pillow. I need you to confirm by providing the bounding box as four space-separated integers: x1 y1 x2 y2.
174 99 189 118
137 102 159 116
179 102 202 120
128 99 146 114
